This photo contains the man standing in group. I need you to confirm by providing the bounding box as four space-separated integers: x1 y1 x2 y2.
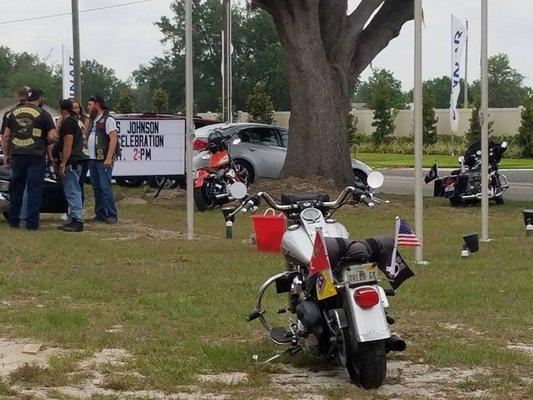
1 87 29 136
87 94 118 223
54 99 88 232
0 88 56 230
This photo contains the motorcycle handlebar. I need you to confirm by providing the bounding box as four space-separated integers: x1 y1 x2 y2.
242 186 376 212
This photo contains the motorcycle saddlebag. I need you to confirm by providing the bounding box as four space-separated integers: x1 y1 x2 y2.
433 179 444 197
41 179 68 213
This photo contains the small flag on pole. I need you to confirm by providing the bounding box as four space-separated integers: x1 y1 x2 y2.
309 228 337 301
385 217 416 289
397 219 421 247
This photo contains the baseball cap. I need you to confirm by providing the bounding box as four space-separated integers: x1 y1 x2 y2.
88 94 109 109
26 88 44 101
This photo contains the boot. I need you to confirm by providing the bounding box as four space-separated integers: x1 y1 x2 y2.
58 220 84 232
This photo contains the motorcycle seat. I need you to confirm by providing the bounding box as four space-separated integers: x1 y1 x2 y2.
325 235 395 273
281 193 330 205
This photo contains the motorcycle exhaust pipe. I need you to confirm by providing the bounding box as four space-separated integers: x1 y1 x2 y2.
386 335 406 352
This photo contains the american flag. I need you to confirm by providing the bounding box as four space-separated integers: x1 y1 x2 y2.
397 219 421 247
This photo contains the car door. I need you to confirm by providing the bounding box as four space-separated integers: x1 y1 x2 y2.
236 127 286 178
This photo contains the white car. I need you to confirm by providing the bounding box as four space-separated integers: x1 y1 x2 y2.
193 123 372 184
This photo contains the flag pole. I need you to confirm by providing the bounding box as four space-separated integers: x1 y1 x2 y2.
414 0 427 264
387 217 401 277
480 0 490 242
464 19 469 109
185 0 194 240
451 14 455 157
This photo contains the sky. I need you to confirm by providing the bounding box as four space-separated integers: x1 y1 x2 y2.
0 0 532 91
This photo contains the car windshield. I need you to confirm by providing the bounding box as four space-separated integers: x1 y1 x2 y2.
194 123 232 136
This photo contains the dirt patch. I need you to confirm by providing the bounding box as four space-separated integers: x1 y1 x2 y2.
270 361 490 398
507 342 533 357
249 176 344 199
198 372 249 385
0 338 61 377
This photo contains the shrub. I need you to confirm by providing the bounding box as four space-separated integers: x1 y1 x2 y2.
246 82 275 124
517 90 533 157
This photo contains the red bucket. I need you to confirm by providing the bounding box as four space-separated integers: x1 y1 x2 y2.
252 210 286 253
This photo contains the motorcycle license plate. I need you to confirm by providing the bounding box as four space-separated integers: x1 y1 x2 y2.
346 263 378 285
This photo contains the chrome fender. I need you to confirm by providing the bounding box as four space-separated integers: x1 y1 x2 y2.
342 282 390 342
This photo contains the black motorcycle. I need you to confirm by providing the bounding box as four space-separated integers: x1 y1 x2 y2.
0 154 68 221
425 139 509 206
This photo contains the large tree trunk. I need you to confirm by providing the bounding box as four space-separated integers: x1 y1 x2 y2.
280 12 353 184
253 0 414 185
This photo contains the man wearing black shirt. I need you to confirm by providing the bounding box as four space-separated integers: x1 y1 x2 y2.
0 88 56 230
54 99 88 232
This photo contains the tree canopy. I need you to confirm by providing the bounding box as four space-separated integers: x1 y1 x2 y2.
133 0 290 113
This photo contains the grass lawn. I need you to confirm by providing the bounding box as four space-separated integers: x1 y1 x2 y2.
356 152 533 169
0 187 531 398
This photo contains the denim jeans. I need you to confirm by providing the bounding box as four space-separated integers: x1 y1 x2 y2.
9 155 46 230
62 164 84 222
89 160 117 221
78 159 89 204
20 186 28 222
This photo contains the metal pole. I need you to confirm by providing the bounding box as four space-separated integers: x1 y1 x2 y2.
414 0 425 263
185 0 194 240
71 0 82 101
480 0 489 241
464 19 469 109
223 0 233 122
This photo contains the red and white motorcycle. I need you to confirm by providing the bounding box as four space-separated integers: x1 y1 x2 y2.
193 133 249 211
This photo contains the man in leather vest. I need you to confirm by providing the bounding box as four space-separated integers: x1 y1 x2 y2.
87 94 118 223
54 99 88 232
0 88 56 230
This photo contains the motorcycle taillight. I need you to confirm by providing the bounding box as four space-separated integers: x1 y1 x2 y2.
193 139 208 151
354 288 379 308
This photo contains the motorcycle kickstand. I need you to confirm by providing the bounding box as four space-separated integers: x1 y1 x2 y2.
257 346 302 364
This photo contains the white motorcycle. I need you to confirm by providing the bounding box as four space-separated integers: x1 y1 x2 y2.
227 172 406 389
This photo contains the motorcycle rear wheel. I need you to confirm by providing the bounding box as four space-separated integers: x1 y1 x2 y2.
345 333 387 389
194 184 216 211
449 195 463 207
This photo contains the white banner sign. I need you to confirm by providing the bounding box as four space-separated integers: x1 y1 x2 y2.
113 117 186 177
450 16 467 132
62 45 75 99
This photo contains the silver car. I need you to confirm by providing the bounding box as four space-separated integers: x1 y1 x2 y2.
193 123 372 184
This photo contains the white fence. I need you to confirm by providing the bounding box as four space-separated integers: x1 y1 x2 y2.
199 108 523 136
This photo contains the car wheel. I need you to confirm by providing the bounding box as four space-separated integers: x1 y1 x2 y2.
233 159 254 185
116 177 145 187
353 169 368 186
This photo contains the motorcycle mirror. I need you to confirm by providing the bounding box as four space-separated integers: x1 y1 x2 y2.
232 138 241 146
501 141 508 148
458 156 464 163
229 182 248 199
367 171 384 189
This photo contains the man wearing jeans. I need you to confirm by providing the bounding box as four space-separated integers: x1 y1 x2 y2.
87 94 118 223
54 99 88 232
0 88 56 230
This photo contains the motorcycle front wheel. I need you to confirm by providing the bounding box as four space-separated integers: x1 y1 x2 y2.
345 335 387 389
194 184 216 211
